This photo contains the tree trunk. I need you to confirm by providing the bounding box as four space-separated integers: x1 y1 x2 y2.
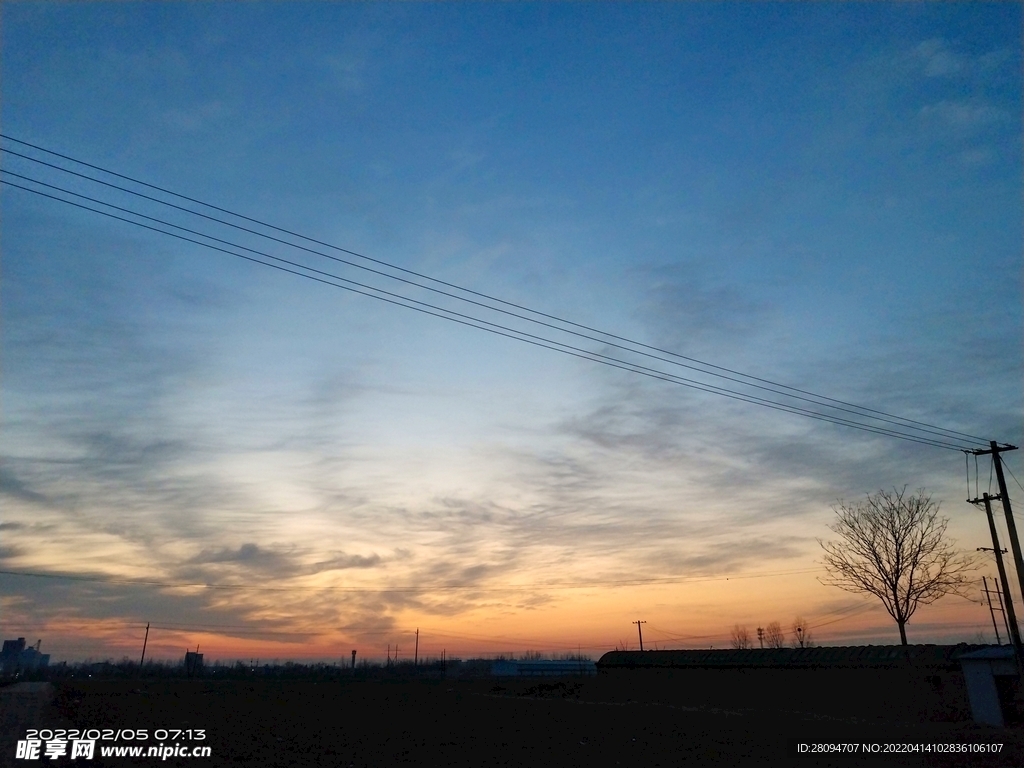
898 619 908 645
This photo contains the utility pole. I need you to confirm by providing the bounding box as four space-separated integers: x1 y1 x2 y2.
982 576 1002 645
414 629 419 667
972 443 1023 600
632 620 646 651
978 548 1014 647
757 627 764 649
971 493 1023 658
139 622 150 668
351 650 356 671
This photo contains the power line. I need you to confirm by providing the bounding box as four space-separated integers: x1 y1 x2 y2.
1003 461 1024 496
0 173 975 451
644 602 878 643
0 177 964 450
0 160 986 449
0 134 993 449
0 167 981 448
0 171 975 451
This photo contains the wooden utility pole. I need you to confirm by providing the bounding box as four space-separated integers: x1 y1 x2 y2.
972 443 1023 600
139 622 150 668
632 620 646 651
971 493 1023 658
414 629 419 666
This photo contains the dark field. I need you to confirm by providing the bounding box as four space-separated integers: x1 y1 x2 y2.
7 676 1024 767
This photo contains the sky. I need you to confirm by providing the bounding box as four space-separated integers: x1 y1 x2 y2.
1 2 1021 664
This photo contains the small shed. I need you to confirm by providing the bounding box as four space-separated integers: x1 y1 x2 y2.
957 647 1019 727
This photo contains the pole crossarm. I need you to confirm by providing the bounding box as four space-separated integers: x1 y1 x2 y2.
967 444 1019 456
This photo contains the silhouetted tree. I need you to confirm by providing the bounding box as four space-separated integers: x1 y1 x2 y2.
763 621 785 648
791 617 813 648
730 625 752 649
819 487 977 645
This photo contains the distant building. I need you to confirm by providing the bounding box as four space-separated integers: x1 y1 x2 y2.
1 638 50 675
491 659 596 677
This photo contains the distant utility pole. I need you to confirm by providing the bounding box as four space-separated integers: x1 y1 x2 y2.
139 622 150 668
978 549 1013 647
414 629 419 666
970 492 1023 660
757 627 764 649
981 576 1003 645
994 578 1012 644
351 650 357 671
632 620 646 652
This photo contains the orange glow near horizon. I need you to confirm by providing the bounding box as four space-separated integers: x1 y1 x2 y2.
10 571 1001 665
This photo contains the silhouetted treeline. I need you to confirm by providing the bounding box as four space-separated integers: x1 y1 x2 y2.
4 655 592 682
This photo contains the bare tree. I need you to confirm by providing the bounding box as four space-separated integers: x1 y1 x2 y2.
763 621 785 648
730 625 752 649
819 487 977 645
791 617 813 648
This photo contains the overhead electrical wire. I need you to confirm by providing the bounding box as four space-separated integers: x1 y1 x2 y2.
2 182 961 449
0 144 988 451
644 601 879 642
0 153 991 451
0 135 997 451
0 139 991 447
0 164 983 449
0 177 977 449
1003 461 1024 496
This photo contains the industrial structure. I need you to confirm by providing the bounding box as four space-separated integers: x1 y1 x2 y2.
0 638 50 676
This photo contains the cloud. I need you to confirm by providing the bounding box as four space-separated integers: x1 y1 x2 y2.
0 544 25 561
909 39 1018 82
322 53 367 94
310 552 382 573
958 147 993 167
919 100 1008 133
0 466 50 505
162 100 232 133
911 39 964 78
631 261 772 355
188 543 292 569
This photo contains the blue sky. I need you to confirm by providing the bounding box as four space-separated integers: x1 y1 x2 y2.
1 2 1021 661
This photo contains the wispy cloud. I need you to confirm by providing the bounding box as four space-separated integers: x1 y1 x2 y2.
919 100 1008 133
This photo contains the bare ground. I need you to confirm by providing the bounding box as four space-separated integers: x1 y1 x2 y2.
4 677 1023 767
